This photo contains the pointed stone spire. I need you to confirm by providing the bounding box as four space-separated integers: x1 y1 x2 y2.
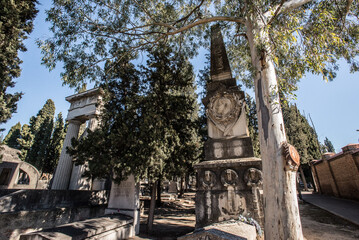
210 25 233 82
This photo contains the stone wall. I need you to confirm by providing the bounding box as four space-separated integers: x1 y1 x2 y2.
1 206 106 240
0 189 108 212
311 144 359 200
0 189 108 240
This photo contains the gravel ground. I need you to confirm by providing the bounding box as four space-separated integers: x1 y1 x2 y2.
134 194 359 240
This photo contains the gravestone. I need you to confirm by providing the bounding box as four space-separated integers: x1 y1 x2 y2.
195 25 264 228
168 180 178 194
105 175 140 236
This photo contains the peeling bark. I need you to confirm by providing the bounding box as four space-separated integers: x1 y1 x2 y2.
246 17 303 240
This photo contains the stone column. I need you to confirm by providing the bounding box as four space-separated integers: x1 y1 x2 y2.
69 117 98 190
51 120 81 190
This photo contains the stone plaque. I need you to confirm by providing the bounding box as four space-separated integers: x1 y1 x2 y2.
204 137 254 160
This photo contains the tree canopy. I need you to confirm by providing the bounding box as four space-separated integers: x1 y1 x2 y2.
40 0 359 92
0 0 38 126
68 46 202 183
40 1 359 238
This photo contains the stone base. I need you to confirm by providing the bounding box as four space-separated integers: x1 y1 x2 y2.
178 221 257 240
19 214 134 240
195 158 263 228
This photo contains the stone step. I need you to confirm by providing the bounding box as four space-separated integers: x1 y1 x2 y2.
20 214 134 240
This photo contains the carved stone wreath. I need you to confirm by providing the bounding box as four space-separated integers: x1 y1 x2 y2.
221 169 238 186
206 91 243 136
203 170 216 188
244 168 263 187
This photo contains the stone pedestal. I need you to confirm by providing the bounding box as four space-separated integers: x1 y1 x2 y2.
51 121 81 190
105 175 140 236
195 158 264 228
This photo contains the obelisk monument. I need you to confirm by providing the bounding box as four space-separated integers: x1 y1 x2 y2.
195 25 264 228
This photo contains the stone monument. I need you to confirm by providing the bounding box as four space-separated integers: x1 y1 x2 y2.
51 88 103 190
195 25 264 228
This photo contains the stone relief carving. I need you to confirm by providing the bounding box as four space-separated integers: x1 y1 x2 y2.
203 170 216 188
220 169 238 186
206 91 244 136
244 168 263 187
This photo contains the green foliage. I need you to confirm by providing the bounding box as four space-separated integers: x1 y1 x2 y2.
282 103 322 164
68 46 202 183
3 122 22 149
43 113 66 173
245 94 260 158
15 99 64 173
323 137 336 153
25 99 55 170
41 1 359 95
17 124 33 161
0 0 38 125
246 97 322 162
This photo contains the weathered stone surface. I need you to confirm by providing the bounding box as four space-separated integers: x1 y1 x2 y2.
195 26 263 229
195 158 263 228
204 137 254 160
52 88 103 190
105 175 140 235
168 181 178 194
19 214 133 240
0 146 40 190
179 221 257 240
210 25 233 83
0 189 108 213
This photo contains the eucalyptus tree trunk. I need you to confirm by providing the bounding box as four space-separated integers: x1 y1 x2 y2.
246 18 303 240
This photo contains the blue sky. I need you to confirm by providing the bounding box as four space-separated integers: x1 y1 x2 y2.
2 1 359 153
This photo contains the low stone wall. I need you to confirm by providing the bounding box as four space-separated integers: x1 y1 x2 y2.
311 144 359 201
1 206 106 240
0 189 108 212
0 189 109 240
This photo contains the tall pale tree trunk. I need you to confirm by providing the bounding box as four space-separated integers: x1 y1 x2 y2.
246 19 303 240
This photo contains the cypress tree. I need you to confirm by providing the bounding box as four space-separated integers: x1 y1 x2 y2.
3 122 22 149
43 112 66 174
17 99 55 170
282 103 321 164
0 0 38 126
245 94 260 158
27 99 55 170
323 137 336 153
68 46 202 232
17 124 33 161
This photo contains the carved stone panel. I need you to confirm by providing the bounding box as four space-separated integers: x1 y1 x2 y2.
207 91 244 137
244 168 263 187
220 169 238 186
203 170 217 188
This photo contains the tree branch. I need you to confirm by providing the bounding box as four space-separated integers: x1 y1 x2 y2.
165 16 244 35
174 0 205 24
265 0 313 22
343 0 353 22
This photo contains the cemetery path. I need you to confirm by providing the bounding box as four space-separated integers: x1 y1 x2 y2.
134 193 359 240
